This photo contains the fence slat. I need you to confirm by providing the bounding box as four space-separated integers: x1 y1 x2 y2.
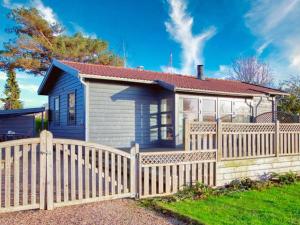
91 148 96 198
31 144 37 205
151 166 156 195
98 150 103 197
14 145 20 207
172 165 177 193
117 155 121 194
104 151 109 196
63 144 69 202
143 167 149 196
111 153 115 195
85 147 90 199
165 165 171 194
56 144 61 203
5 147 11 207
158 166 163 194
78 146 83 200
71 145 76 201
23 144 28 205
123 157 127 194
178 165 184 190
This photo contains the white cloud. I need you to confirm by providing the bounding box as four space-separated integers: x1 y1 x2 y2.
31 0 58 25
2 0 58 25
69 22 97 38
164 0 216 75
19 83 39 93
245 0 300 77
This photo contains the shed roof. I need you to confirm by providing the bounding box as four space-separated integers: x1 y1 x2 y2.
38 60 287 97
0 107 45 118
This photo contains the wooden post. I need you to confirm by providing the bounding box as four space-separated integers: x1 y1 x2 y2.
275 120 280 157
46 131 54 210
217 119 222 161
130 143 139 198
184 119 190 151
39 131 47 209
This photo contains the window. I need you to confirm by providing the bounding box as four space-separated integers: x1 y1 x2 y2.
68 92 76 125
202 99 216 122
183 98 199 121
219 100 232 122
53 96 60 125
161 98 173 140
233 101 251 122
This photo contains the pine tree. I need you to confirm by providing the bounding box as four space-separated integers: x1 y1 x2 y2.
1 68 22 109
0 8 124 75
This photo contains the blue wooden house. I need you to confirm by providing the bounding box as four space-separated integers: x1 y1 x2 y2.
38 60 286 149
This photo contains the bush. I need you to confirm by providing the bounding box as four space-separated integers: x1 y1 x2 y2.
35 118 48 135
271 172 298 185
143 172 299 204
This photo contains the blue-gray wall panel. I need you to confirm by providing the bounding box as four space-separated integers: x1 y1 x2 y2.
48 71 85 140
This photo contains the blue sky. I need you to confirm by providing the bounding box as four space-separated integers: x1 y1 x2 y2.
1 0 300 107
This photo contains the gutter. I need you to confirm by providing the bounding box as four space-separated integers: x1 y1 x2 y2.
79 76 89 142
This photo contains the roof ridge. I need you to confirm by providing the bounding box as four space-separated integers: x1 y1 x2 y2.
59 59 199 79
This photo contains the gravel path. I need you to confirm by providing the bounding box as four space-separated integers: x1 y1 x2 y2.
0 199 185 225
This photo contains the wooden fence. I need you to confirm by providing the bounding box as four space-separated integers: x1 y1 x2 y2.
185 120 300 160
138 150 216 198
2 121 300 213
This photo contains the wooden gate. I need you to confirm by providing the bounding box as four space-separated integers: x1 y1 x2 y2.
0 136 46 212
0 131 138 212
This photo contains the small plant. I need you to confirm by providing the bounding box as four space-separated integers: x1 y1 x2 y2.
271 172 298 185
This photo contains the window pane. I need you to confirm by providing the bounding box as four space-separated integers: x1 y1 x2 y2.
68 93 76 125
203 99 216 113
219 100 231 114
161 98 172 112
203 113 216 122
183 98 198 113
54 97 59 125
161 126 173 140
161 113 172 125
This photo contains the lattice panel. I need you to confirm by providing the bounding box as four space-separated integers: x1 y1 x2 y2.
140 151 216 165
222 123 275 133
280 124 300 132
189 122 217 133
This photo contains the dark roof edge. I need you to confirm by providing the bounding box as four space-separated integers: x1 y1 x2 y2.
0 107 45 117
38 59 79 95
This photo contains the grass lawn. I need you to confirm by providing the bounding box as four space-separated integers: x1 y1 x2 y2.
157 183 300 225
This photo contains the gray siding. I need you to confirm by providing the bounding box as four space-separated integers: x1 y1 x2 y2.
88 81 174 148
0 115 35 136
48 71 85 140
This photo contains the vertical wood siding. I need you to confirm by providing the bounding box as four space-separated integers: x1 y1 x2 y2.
48 71 85 140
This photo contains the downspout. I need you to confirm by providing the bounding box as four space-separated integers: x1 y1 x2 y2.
266 95 276 122
79 76 89 141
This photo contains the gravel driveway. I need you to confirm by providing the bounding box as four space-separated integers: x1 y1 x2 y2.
0 199 184 225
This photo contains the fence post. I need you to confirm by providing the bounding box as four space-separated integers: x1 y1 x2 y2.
39 131 47 209
184 119 190 151
130 143 139 198
217 119 222 161
46 131 54 210
275 120 280 157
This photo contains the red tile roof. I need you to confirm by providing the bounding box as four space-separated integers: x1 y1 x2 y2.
60 60 286 96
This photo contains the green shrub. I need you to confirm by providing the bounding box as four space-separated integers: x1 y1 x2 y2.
35 118 48 135
141 172 299 205
271 171 298 185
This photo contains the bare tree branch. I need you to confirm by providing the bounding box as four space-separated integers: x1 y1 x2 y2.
229 57 273 87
